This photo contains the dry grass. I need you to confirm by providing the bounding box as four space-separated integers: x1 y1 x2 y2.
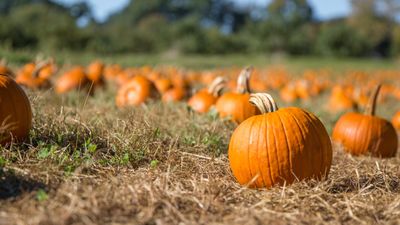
0 88 400 225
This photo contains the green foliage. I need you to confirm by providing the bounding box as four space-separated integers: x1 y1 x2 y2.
36 189 48 201
316 23 372 57
0 0 399 57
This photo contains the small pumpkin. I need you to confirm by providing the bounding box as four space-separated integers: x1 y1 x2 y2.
0 74 32 145
188 76 225 113
229 93 332 188
55 66 89 94
392 111 400 131
15 61 52 89
162 86 186 102
86 60 105 85
327 85 357 113
215 67 259 123
154 77 173 94
279 83 298 103
104 64 123 82
116 76 158 107
332 85 398 158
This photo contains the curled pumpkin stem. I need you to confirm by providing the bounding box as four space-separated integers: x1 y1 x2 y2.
208 76 226 97
249 93 279 114
237 66 253 94
365 84 381 116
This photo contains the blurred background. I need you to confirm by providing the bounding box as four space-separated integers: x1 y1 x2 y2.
1 0 400 58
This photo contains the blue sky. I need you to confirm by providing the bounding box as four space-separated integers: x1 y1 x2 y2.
56 0 352 22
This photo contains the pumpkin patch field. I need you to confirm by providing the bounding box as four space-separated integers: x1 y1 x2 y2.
0 54 400 224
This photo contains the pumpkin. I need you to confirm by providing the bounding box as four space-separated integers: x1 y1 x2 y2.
86 60 105 85
295 79 310 100
162 86 186 102
353 87 369 109
229 93 332 188
37 58 57 80
116 76 158 107
392 111 400 130
327 85 356 113
104 64 122 82
280 83 298 103
55 66 89 94
188 76 225 113
15 61 52 89
154 77 172 94
0 74 32 145
215 67 259 123
332 85 398 158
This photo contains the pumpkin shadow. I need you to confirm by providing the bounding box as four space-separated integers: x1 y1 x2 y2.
0 169 46 200
327 174 400 194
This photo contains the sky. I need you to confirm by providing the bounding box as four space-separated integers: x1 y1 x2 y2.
56 0 352 22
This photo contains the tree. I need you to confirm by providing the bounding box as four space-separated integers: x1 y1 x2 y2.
349 0 395 56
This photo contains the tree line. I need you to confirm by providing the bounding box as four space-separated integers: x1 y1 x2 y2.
1 0 400 57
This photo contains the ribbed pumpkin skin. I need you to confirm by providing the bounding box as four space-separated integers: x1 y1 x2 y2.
0 74 32 145
216 93 259 124
229 107 332 188
393 111 400 130
188 90 217 113
332 112 398 157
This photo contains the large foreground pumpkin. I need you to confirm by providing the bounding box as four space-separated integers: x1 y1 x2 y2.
229 93 332 188
332 85 398 158
216 67 259 123
0 74 32 145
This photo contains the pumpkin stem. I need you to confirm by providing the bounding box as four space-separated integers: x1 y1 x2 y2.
365 84 381 116
208 76 226 97
249 93 279 114
237 66 253 94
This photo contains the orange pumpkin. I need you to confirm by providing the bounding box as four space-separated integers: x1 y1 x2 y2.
154 78 172 94
162 86 186 102
104 64 122 82
0 74 32 145
116 76 158 107
392 111 400 130
86 60 104 85
332 85 398 158
280 83 298 103
55 66 89 94
229 93 332 188
188 76 225 113
37 58 57 80
327 85 356 113
15 61 53 89
215 67 259 123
